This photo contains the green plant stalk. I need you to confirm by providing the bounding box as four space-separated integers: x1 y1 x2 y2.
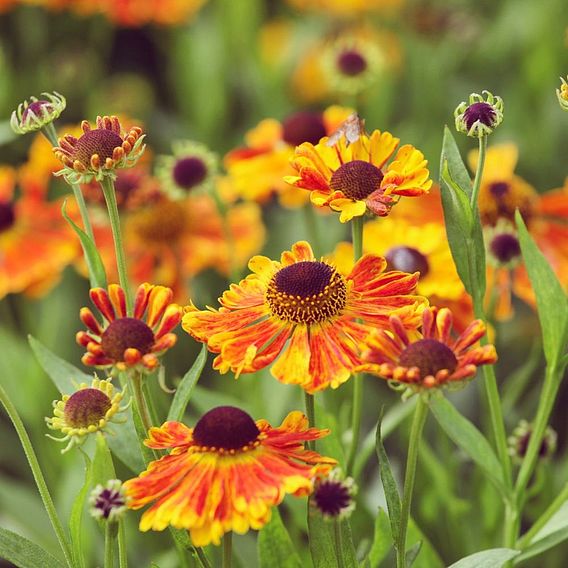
517 480 568 549
195 547 212 568
304 391 316 450
104 522 118 568
346 216 364 475
118 521 127 568
99 176 133 314
334 519 346 568
470 135 487 213
0 385 74 568
396 396 428 568
131 373 153 434
222 531 232 568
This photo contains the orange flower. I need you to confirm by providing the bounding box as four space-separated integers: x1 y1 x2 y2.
124 406 336 546
285 126 432 222
77 283 182 372
358 307 497 390
225 106 353 207
96 0 208 26
183 241 426 393
0 165 78 299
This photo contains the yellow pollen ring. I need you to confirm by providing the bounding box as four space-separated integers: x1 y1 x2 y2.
191 438 263 455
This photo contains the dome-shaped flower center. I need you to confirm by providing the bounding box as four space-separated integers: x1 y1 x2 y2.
172 156 208 190
266 261 347 324
385 246 429 277
282 111 327 147
22 100 54 122
192 406 260 450
71 129 124 167
330 160 384 201
0 201 15 233
463 102 496 131
100 317 155 361
337 50 368 77
398 338 458 379
313 479 352 517
490 233 521 264
489 181 509 199
64 388 112 428
131 200 187 243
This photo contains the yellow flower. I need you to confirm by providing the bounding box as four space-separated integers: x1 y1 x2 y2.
46 377 127 453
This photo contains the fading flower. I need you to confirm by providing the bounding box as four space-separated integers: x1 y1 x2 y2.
358 307 496 391
76 283 182 373
183 241 426 393
124 406 336 546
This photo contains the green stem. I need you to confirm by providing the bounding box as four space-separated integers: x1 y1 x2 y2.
117 521 127 568
0 385 74 568
346 216 364 475
195 547 212 568
396 396 428 568
131 373 153 434
304 391 316 450
104 522 118 568
99 176 133 314
303 205 323 258
334 519 345 568
470 135 487 213
222 531 232 568
517 481 568 549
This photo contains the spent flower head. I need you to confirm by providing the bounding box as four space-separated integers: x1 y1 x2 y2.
556 76 568 111
46 377 128 453
10 92 66 135
53 115 145 184
89 479 128 522
454 90 503 138
312 468 357 521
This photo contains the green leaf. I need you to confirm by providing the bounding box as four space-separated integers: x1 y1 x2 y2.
307 507 337 568
258 507 302 568
92 432 116 488
0 527 65 568
69 454 92 568
448 548 520 567
375 411 402 544
515 211 568 367
338 520 359 568
407 518 444 568
28 335 92 394
439 127 486 297
405 541 422 567
515 526 568 563
167 345 207 422
105 406 146 474
366 508 392 568
61 199 107 289
429 395 508 497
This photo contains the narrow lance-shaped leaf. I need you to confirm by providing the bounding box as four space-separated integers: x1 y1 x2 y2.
365 507 392 568
429 395 508 498
515 210 568 367
375 410 402 546
0 528 65 568
258 507 302 568
69 453 92 568
448 548 520 567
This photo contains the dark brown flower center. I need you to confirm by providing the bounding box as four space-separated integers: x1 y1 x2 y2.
131 200 187 243
172 156 208 190
398 338 457 378
330 160 384 201
64 388 112 428
100 317 155 361
313 479 352 517
337 50 368 76
282 111 327 147
463 102 496 131
266 261 347 324
22 100 54 122
192 406 260 450
490 233 521 264
0 201 15 233
489 181 509 199
71 129 124 167
385 246 429 277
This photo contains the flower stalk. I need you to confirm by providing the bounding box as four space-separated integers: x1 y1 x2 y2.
104 521 118 568
222 531 232 568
